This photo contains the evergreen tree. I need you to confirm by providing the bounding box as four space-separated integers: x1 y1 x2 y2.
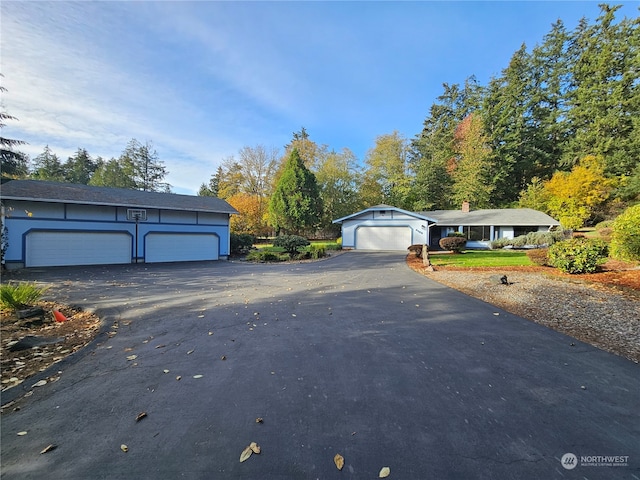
121 139 170 192
199 166 222 197
89 157 137 189
64 148 96 184
268 148 322 235
564 5 639 176
0 76 28 179
31 146 65 181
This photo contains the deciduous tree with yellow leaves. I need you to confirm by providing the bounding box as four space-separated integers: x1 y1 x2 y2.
544 155 614 229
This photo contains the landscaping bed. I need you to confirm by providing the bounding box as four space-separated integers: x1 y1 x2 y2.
1 302 101 393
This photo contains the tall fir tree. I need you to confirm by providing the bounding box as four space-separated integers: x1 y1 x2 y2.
64 148 96 184
31 146 65 181
268 148 322 235
564 5 640 176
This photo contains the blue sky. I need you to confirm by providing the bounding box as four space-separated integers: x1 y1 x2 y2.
1 1 637 195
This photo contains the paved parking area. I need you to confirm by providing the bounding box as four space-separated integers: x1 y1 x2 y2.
1 252 638 479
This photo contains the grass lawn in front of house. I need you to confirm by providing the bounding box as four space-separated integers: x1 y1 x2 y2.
428 249 534 267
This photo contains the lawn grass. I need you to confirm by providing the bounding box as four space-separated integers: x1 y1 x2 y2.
428 249 534 267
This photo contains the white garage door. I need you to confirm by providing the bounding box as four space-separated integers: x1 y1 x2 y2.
145 233 219 263
26 231 131 267
356 226 412 251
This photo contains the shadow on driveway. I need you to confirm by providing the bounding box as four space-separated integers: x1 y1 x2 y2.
1 252 638 479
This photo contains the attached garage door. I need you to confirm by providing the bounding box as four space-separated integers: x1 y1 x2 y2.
26 231 131 267
145 233 219 263
356 226 412 251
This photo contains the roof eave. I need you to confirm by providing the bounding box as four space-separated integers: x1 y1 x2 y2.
0 195 238 215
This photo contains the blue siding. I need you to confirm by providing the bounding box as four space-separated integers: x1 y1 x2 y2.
2 200 231 267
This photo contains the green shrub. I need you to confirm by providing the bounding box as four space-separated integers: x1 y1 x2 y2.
548 238 609 274
246 248 288 262
0 282 48 311
308 244 326 259
272 235 310 256
230 233 256 255
490 230 564 249
447 232 466 238
325 243 341 251
490 237 511 249
439 236 467 252
526 248 550 266
610 204 640 262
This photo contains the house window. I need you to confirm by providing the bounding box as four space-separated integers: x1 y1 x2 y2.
513 226 539 237
463 226 490 241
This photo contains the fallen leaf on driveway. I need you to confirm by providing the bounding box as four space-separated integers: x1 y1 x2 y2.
155 344 166 349
334 453 344 470
176 376 182 381
193 375 203 379
136 412 147 422
121 444 128 452
186 349 194 355
379 466 390 477
32 380 47 388
240 445 252 462
40 444 57 454
163 369 170 373
255 417 263 423
17 431 27 436
126 355 137 361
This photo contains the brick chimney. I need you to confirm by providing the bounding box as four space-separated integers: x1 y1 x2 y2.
462 201 470 213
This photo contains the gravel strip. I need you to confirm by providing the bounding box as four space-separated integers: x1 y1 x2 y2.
425 269 640 363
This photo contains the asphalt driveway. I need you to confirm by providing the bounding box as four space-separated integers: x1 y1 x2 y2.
1 252 638 479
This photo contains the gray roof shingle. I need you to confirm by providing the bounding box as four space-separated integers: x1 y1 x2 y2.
419 208 560 226
0 180 238 215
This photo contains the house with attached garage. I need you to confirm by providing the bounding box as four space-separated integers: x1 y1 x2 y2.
333 202 560 251
0 180 237 269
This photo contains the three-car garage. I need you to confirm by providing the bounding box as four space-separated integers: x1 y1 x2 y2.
1 180 237 269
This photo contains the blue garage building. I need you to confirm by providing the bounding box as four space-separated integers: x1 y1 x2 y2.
0 180 237 269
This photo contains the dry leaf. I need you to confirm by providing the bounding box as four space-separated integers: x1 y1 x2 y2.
40 444 57 454
155 344 166 349
334 453 345 470
126 355 137 361
186 349 194 355
176 376 182 381
17 431 27 436
163 369 170 373
255 417 263 424
250 442 261 454
32 380 47 388
239 445 252 462
193 375 203 379
379 466 390 478
221 355 227 361
121 444 128 452
136 412 147 422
